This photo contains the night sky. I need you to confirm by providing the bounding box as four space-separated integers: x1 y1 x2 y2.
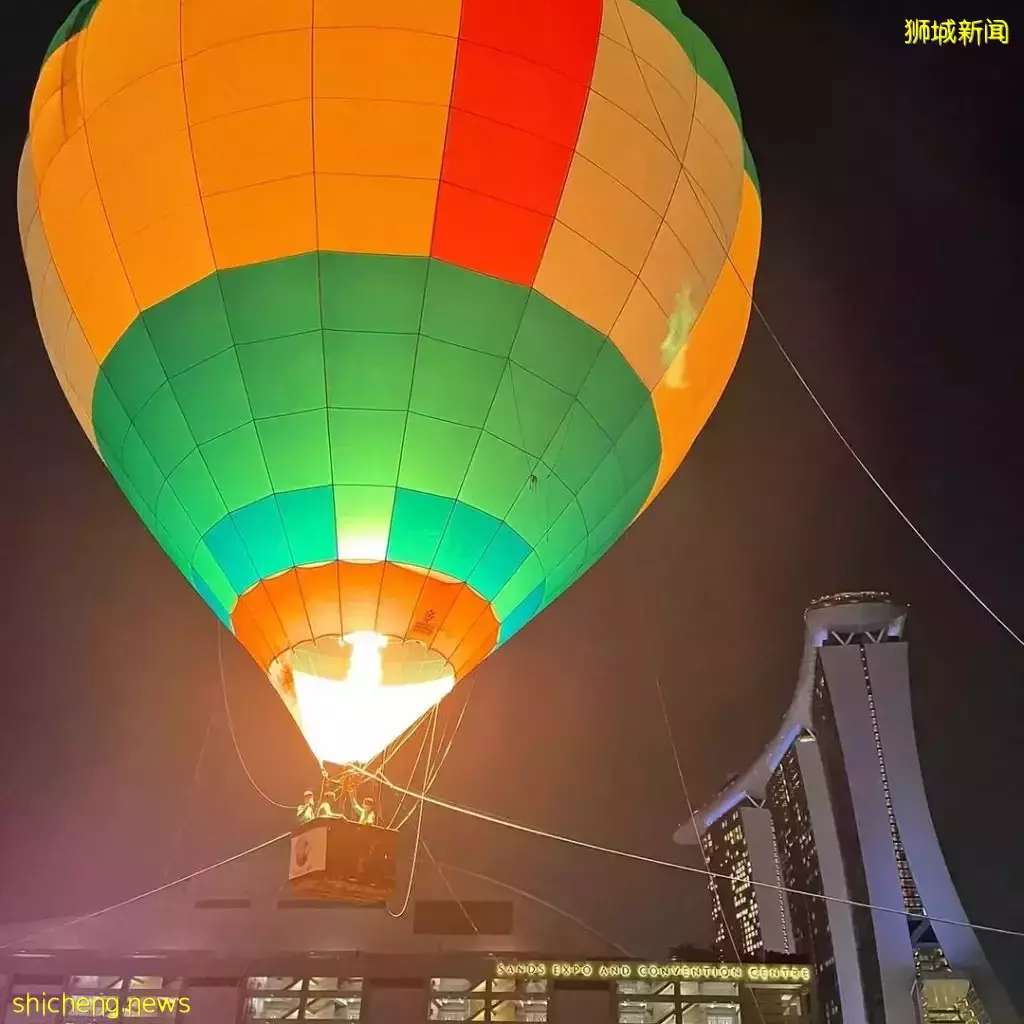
2 0 1022 1007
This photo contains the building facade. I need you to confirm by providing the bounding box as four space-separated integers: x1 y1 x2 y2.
674 593 1017 1024
0 842 814 1024
701 805 793 962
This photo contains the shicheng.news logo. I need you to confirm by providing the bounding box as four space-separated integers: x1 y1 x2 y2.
10 994 191 1018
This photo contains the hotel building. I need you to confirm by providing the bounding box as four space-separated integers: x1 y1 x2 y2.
674 593 1016 1024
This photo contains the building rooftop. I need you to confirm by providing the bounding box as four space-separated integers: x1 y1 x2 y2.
673 592 906 845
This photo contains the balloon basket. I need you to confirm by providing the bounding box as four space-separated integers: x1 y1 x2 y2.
287 817 398 905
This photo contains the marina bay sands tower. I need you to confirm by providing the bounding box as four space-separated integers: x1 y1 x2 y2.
674 593 1017 1024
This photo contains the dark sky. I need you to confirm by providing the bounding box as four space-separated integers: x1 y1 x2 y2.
2 0 1023 1006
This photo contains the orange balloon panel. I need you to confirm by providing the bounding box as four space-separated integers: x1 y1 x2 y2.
231 560 498 676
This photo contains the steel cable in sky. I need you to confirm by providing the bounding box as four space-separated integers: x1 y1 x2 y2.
668 160 1024 652
0 832 291 953
431 853 637 958
208 705 1024 944
363 769 1024 942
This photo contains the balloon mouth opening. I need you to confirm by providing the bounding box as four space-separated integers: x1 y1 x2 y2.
270 632 455 766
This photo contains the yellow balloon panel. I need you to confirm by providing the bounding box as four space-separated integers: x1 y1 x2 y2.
643 173 762 513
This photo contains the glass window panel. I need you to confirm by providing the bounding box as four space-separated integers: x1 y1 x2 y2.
618 1001 677 1024
246 996 301 1019
248 978 301 992
429 996 486 1021
617 981 675 996
699 983 738 997
490 997 548 1022
70 978 123 990
492 979 516 993
679 1007 713 1024
128 978 164 990
703 1006 740 1024
309 978 363 992
305 996 362 1020
431 979 473 992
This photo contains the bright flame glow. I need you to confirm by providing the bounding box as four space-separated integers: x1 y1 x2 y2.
291 632 454 766
336 531 388 561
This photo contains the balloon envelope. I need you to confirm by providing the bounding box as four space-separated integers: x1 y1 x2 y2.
19 0 761 765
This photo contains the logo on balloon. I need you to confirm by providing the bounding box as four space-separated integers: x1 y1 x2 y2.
662 288 698 389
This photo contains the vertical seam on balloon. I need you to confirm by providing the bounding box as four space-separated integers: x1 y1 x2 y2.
623 10 753 515
612 0 703 516
614 3 719 339
32 53 100 440
418 356 611 654
166 0 292 653
368 0 466 639
537 197 637 592
533 3 691 584
73 19 163 532
305 0 334 646
397 0 604 659
682 167 732 259
171 43 318 653
637 206 757 516
20 148 84 434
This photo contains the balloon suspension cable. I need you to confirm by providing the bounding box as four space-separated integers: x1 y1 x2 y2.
218 628 292 809
392 685 474 833
424 675 477 792
384 705 436 830
386 706 438 918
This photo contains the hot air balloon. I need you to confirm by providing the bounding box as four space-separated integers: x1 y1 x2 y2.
19 0 761 902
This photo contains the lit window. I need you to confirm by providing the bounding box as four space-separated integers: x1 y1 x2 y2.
617 1000 676 1024
309 980 363 993
70 979 123 991
246 997 301 1020
304 980 362 1021
706 1010 739 1024
429 980 547 1022
248 979 302 993
431 979 479 993
243 979 362 1022
304 997 361 1020
617 981 674 998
